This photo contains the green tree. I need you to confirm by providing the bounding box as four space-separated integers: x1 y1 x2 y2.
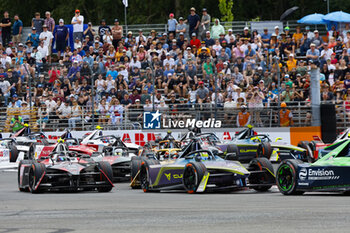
218 0 234 22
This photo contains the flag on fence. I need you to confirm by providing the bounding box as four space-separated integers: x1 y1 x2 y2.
122 0 128 7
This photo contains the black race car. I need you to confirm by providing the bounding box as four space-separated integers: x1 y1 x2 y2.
18 143 114 193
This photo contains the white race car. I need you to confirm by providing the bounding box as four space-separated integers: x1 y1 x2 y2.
80 129 141 155
0 138 27 169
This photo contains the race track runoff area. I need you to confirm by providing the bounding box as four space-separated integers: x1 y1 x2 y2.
1 169 350 233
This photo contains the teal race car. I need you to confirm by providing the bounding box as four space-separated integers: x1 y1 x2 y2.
276 139 350 195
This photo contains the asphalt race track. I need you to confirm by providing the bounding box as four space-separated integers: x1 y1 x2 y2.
1 170 350 233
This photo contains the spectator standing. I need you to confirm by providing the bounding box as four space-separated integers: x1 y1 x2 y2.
0 74 11 106
176 17 187 37
10 110 24 133
111 19 123 49
26 27 40 48
44 11 55 32
83 22 96 41
32 12 44 34
168 13 177 37
98 19 111 43
199 8 211 40
71 9 84 41
211 19 225 39
12 15 23 46
187 7 200 37
1 11 11 46
279 102 293 127
54 19 69 59
39 25 53 63
237 105 251 127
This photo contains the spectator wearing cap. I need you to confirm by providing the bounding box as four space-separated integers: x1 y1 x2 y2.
306 43 320 65
1 11 12 46
111 19 123 49
12 14 23 46
203 31 215 47
10 109 24 133
243 43 256 70
274 26 280 38
186 7 200 36
196 81 209 103
168 13 178 37
54 19 69 59
9 94 21 108
225 29 235 44
304 26 314 39
176 17 187 37
7 70 21 96
83 22 96 42
199 8 211 40
44 11 55 32
98 19 111 44
188 32 200 49
39 24 53 63
320 43 333 67
283 35 295 57
211 18 225 40
26 27 40 48
71 9 84 41
242 27 251 41
310 30 323 49
0 74 11 106
237 105 251 127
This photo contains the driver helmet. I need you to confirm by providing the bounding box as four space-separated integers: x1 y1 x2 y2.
57 153 66 162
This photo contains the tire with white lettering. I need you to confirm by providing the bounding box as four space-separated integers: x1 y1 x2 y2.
248 158 275 192
297 141 314 163
130 156 143 189
276 159 304 195
140 159 160 192
182 162 207 194
256 142 272 160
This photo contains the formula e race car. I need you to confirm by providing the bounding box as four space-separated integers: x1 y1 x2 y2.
297 128 350 161
0 138 26 169
216 127 311 163
80 128 140 154
276 139 350 195
138 149 275 193
18 145 114 193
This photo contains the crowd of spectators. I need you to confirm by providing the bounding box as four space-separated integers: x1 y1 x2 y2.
1 7 350 131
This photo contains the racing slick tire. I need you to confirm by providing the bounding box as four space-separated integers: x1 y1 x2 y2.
18 160 32 192
140 159 160 192
248 158 275 192
28 163 46 194
130 156 143 189
225 144 239 160
9 144 19 163
256 142 272 160
297 141 315 163
97 161 114 192
276 159 305 195
27 144 36 160
182 162 207 194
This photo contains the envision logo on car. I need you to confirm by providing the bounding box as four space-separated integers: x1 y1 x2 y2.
299 168 307 180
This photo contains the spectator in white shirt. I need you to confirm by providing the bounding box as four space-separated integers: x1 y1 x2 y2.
163 53 175 68
71 9 84 42
39 24 53 63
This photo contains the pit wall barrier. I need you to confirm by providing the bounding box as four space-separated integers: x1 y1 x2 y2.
3 126 321 147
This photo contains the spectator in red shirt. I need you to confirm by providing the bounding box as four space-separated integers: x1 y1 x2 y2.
190 33 201 49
